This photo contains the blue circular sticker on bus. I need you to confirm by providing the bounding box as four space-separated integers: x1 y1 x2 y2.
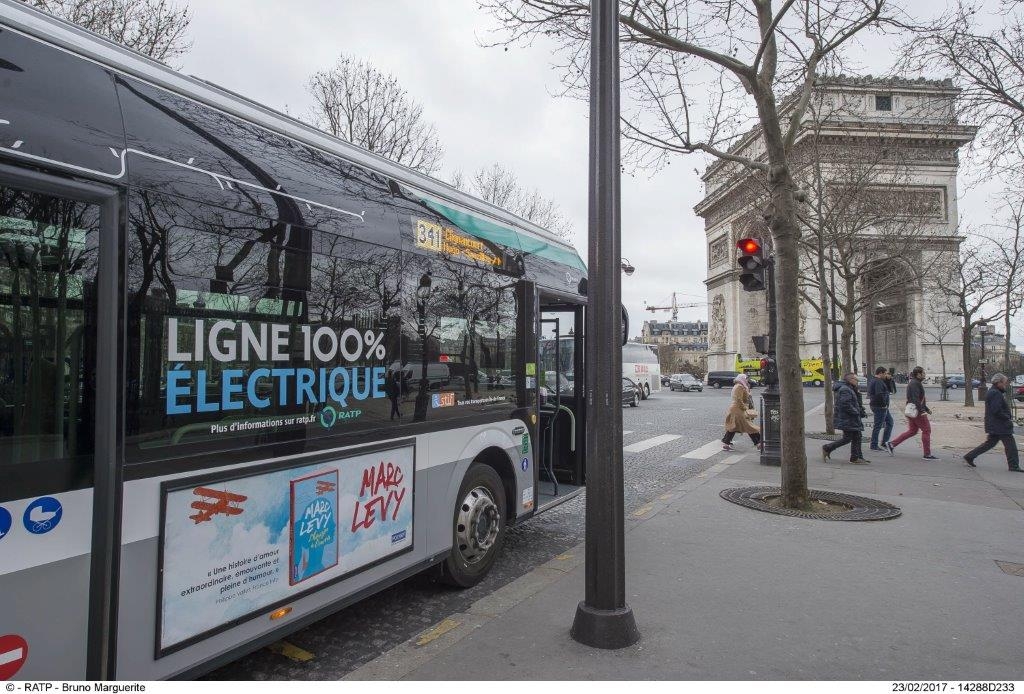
521 457 530 472
0 506 11 541
23 497 62 535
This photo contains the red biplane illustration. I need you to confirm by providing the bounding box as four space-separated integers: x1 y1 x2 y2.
189 486 247 524
315 480 337 496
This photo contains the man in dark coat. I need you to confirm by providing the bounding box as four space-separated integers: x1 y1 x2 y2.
964 373 1022 471
868 366 894 451
823 372 870 464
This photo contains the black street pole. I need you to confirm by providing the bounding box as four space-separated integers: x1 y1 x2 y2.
760 256 782 467
571 0 640 649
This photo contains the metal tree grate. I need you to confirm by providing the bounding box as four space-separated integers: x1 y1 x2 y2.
720 486 902 521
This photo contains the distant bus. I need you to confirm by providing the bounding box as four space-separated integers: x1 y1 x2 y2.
735 355 831 386
624 342 661 399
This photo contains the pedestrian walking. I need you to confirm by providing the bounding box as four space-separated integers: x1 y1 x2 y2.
964 373 1023 472
822 373 870 464
386 369 403 420
722 373 761 451
868 366 894 451
887 366 938 459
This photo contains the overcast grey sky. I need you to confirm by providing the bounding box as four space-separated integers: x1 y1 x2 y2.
178 0 1021 350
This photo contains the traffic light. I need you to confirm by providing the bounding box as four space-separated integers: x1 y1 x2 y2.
736 237 766 291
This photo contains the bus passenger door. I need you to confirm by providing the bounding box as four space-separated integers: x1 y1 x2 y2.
536 300 585 509
0 170 120 680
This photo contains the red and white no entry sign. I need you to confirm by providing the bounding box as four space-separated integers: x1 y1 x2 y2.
0 634 28 680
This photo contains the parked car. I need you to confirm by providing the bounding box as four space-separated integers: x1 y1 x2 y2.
660 375 672 387
856 375 868 392
622 377 640 407
670 373 703 392
1014 384 1024 402
944 374 980 390
706 370 740 389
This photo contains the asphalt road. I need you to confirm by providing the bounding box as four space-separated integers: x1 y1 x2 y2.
206 385 825 680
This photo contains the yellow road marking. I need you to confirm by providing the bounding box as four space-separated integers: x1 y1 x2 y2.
267 640 314 662
659 493 675 500
554 553 574 561
416 618 461 646
632 504 654 517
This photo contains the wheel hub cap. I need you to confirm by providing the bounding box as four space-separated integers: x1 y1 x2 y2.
456 486 500 565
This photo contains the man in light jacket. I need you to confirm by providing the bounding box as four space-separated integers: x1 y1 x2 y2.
964 373 1023 472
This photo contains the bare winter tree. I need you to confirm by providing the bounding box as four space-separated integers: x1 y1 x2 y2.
985 196 1024 375
788 92 955 431
937 236 1009 407
451 163 574 239
482 0 888 509
27 0 191 63
796 129 948 374
913 293 960 401
900 0 1024 180
306 55 444 175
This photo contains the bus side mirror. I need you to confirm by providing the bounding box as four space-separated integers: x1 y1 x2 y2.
621 306 629 346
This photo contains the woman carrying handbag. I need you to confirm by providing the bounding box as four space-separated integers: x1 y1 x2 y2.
887 366 938 460
722 373 761 451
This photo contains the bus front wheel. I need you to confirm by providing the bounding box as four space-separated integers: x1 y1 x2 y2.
642 383 650 399
442 463 507 588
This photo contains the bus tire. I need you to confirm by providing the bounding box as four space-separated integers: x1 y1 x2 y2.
441 462 507 588
713 382 722 389
642 383 650 399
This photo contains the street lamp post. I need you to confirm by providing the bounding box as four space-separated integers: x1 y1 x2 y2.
570 0 640 650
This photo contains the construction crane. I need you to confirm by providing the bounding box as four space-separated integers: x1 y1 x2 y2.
644 292 705 321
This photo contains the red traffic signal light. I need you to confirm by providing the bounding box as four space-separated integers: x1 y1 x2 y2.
737 238 761 254
736 238 766 292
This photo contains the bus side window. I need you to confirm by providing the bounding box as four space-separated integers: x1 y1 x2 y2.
400 252 517 422
123 190 402 463
0 185 100 501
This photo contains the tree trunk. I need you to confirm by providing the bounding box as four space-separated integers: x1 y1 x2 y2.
817 240 835 434
768 174 809 510
938 342 948 401
962 326 975 407
840 318 854 375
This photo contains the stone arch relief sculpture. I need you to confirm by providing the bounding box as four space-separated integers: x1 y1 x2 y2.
709 295 727 350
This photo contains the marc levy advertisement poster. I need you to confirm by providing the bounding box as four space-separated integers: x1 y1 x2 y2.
159 443 414 652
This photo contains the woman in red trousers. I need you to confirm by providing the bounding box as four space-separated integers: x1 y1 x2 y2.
887 366 939 460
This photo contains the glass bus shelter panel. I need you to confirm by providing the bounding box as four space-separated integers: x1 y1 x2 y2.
115 77 399 247
0 184 102 680
0 30 126 181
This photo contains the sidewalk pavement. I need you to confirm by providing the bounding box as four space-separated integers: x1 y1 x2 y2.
346 409 1024 681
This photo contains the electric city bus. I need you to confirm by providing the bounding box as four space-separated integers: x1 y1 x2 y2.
0 1 595 679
